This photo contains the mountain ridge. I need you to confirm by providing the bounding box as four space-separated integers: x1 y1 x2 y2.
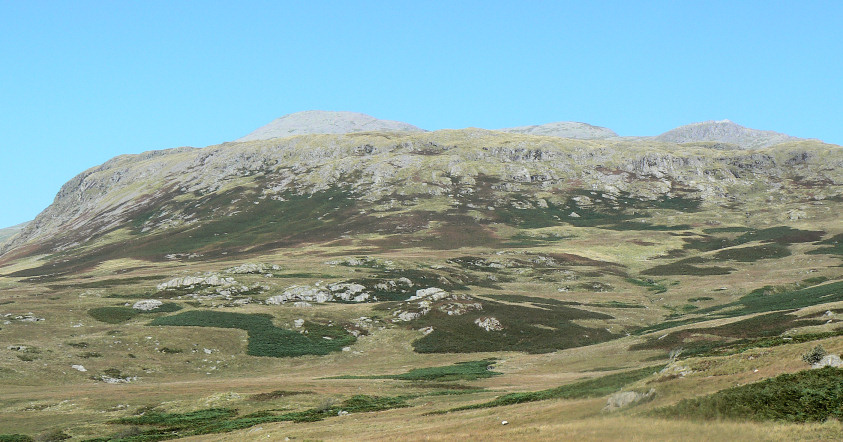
233 111 812 150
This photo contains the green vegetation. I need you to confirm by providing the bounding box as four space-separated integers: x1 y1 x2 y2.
802 345 827 365
149 311 355 357
88 303 182 323
637 280 843 335
713 243 791 262
88 307 138 324
446 365 662 412
0 435 32 442
642 257 734 276
248 390 313 401
330 359 500 382
685 227 824 253
627 277 668 293
410 298 616 354
99 395 410 440
631 311 827 356
808 233 843 256
656 367 843 422
494 190 700 231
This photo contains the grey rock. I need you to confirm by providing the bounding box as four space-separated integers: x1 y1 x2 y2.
604 388 656 411
812 354 843 369
132 300 163 311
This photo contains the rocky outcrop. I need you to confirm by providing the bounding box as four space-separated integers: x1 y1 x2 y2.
391 288 482 322
265 283 372 305
225 263 281 274
157 275 237 291
474 316 503 331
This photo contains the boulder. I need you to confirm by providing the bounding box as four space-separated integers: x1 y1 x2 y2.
812 354 843 369
132 300 163 311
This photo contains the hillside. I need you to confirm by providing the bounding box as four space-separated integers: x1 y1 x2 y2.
0 222 28 247
1 116 842 440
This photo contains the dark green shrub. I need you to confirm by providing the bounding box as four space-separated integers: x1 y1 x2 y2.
331 359 500 381
802 345 827 365
0 435 33 442
149 311 355 357
448 365 662 412
655 367 843 422
88 307 137 324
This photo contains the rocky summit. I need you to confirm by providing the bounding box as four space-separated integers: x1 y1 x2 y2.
2 113 843 440
235 110 425 141
654 119 801 149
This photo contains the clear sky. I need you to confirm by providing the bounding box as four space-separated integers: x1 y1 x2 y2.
1 1 841 227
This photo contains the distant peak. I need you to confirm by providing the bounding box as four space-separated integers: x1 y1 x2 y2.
656 119 798 149
497 121 618 139
235 111 425 142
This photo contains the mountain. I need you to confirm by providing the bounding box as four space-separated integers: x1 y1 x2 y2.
2 126 840 272
654 119 801 149
498 121 618 139
2 115 843 440
235 110 425 141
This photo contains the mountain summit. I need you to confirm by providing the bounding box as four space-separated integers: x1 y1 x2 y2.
654 119 799 149
236 110 425 141
498 121 618 139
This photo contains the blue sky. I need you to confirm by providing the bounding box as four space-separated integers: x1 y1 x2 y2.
1 1 841 227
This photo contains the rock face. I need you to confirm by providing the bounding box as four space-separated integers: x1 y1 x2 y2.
655 119 799 149
498 121 618 139
236 111 425 141
604 388 656 411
